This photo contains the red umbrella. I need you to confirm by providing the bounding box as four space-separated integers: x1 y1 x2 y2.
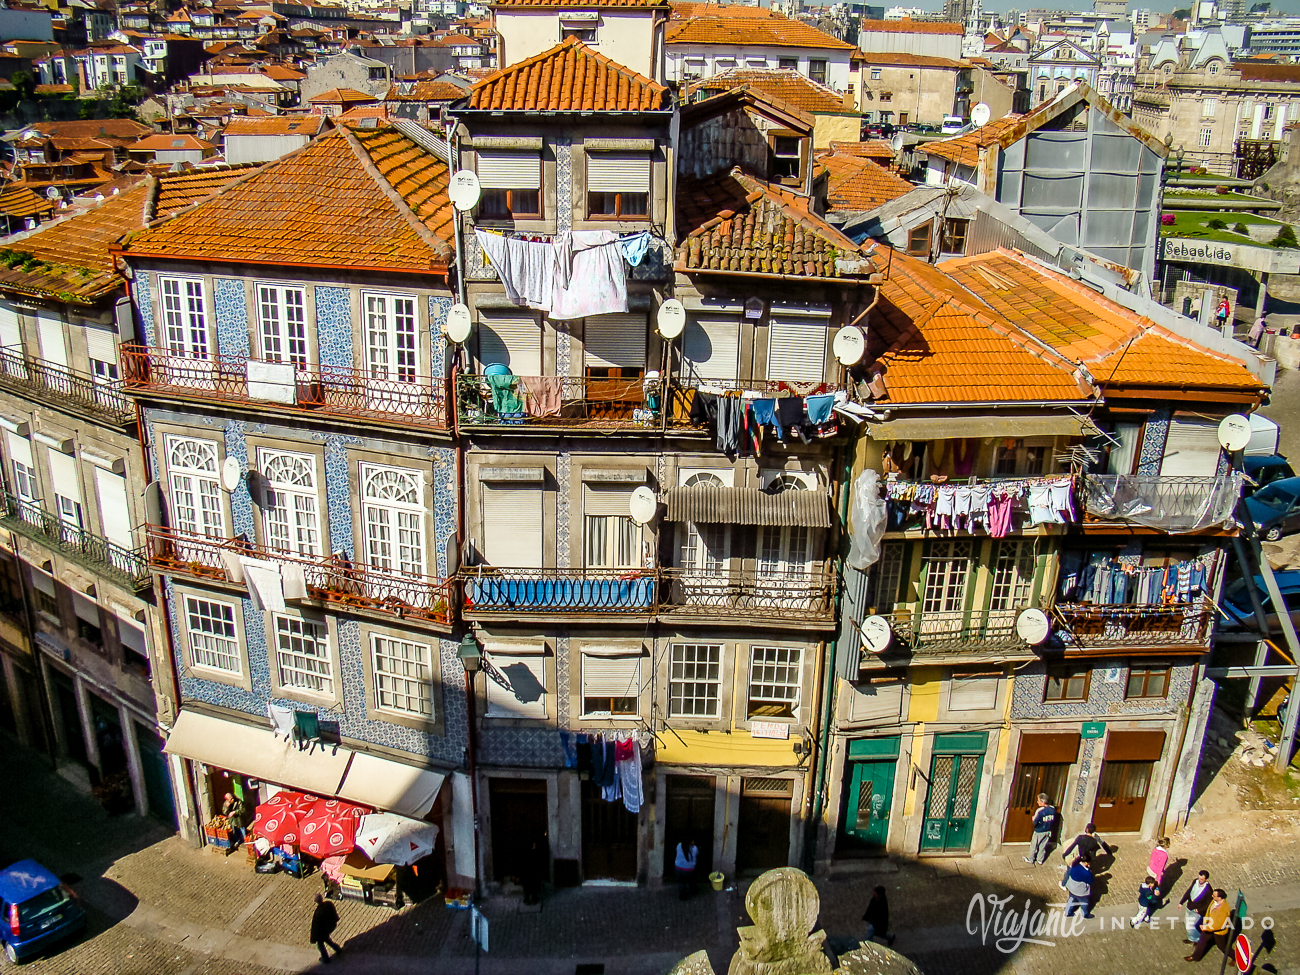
251 792 314 847
298 798 370 858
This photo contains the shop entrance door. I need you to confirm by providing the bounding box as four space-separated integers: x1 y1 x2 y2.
1003 731 1080 843
920 733 988 854
48 670 87 767
489 778 549 884
581 780 638 881
736 777 793 876
135 721 176 827
1092 730 1165 833
844 760 895 849
664 774 715 880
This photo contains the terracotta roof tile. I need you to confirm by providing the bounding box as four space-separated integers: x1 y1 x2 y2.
129 134 216 151
861 52 966 67
222 115 326 136
308 87 378 103
667 13 856 49
676 169 877 280
827 139 894 159
122 126 453 271
26 119 152 141
688 68 848 114
385 80 466 101
817 153 913 211
858 17 963 33
494 0 667 7
0 186 54 219
920 113 1021 168
469 37 667 112
153 163 263 217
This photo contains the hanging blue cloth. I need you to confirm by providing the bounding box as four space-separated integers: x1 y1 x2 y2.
751 398 781 438
619 231 652 267
805 393 835 424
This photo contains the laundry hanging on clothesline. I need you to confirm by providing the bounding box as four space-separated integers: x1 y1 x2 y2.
476 228 655 320
685 385 842 459
1057 550 1218 605
563 730 649 814
882 474 1076 537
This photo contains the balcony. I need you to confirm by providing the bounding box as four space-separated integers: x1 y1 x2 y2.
463 567 657 619
146 525 453 627
0 349 133 425
456 374 664 432
1053 598 1213 651
0 491 149 590
1083 473 1241 534
658 565 836 626
863 607 1029 663
120 347 448 431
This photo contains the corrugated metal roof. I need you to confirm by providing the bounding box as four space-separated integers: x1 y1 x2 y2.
664 486 831 527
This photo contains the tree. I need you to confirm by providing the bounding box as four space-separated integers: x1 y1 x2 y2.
1172 7 1191 16
1271 224 1299 249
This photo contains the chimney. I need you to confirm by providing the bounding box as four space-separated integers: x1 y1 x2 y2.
843 84 855 110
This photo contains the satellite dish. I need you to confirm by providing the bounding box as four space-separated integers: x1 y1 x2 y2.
832 325 866 365
445 302 471 344
971 102 992 127
44 186 61 200
889 132 905 154
1217 413 1251 452
220 456 242 492
1016 608 1050 645
657 299 686 339
628 486 657 526
448 169 480 211
860 615 893 654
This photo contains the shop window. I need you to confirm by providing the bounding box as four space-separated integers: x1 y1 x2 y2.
372 634 434 718
669 643 722 718
1125 664 1170 699
748 646 801 718
1044 665 1090 702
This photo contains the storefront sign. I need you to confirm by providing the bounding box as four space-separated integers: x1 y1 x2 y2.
1081 721 1106 739
750 721 790 740
1162 237 1300 275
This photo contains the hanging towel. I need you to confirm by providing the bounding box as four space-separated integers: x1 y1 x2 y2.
523 376 563 416
485 373 523 413
550 231 627 320
805 393 835 424
603 775 622 804
1028 483 1055 525
559 731 578 769
751 398 781 438
716 396 741 456
589 736 606 782
240 557 285 613
614 736 634 762
476 230 555 311
619 230 652 267
600 738 618 787
619 739 643 814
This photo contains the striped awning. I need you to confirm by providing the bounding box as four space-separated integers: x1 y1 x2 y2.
663 486 831 528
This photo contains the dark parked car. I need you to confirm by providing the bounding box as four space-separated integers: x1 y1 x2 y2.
0 861 84 963
1243 455 1295 497
1221 571 1300 630
1244 476 1300 541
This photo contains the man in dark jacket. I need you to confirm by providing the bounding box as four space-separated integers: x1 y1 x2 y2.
1179 871 1213 944
862 885 895 947
310 893 343 963
1059 822 1109 887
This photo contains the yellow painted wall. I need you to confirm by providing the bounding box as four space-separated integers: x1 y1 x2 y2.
812 113 861 149
907 666 943 722
656 730 799 767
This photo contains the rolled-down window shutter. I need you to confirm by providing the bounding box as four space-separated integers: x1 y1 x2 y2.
1160 418 1222 477
682 316 739 381
83 326 117 365
587 153 650 193
6 432 32 468
582 653 640 698
47 449 82 503
485 654 547 718
478 315 541 376
37 313 68 368
767 316 828 384
477 151 541 189
584 483 635 516
118 617 146 655
481 483 543 567
949 674 999 711
584 313 646 370
94 467 133 550
0 305 22 352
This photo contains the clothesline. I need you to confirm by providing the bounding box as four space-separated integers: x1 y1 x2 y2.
1058 550 1218 606
562 731 646 813
883 474 1076 537
687 387 842 459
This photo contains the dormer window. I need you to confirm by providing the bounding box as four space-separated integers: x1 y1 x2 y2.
770 134 804 183
559 10 598 44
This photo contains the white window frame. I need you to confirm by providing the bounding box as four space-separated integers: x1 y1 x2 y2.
257 284 308 368
371 633 435 718
273 613 333 695
185 594 241 675
166 435 224 538
748 645 802 719
258 448 321 557
158 274 211 358
1198 126 1212 147
580 651 641 717
363 291 418 385
361 463 425 578
669 642 723 719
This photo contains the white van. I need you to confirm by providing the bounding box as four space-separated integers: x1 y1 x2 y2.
941 116 965 134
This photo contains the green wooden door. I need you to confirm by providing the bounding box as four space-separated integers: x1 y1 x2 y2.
845 760 895 848
920 752 984 853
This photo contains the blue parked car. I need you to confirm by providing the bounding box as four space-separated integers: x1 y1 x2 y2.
0 861 85 963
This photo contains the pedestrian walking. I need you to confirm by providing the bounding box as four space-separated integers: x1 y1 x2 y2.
1179 871 1213 944
1216 295 1230 329
675 836 699 901
1059 822 1109 886
1184 888 1231 963
862 885 896 947
310 893 343 964
1063 856 1094 919
1022 794 1057 865
1130 875 1160 927
1148 837 1171 895
1249 316 1266 349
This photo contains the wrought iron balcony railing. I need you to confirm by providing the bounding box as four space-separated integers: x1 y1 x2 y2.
455 374 663 430
463 566 657 615
1083 473 1241 534
0 349 133 425
659 565 836 623
1053 598 1213 649
866 606 1029 660
146 525 453 626
0 490 149 589
120 347 448 430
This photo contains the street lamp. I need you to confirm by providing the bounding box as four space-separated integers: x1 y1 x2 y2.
457 633 482 674
457 631 482 916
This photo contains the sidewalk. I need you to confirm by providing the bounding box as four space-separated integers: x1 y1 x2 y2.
3 738 1299 975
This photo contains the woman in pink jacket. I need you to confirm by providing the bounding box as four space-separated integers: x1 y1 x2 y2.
1148 837 1172 895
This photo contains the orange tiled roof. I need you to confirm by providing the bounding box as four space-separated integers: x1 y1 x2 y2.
494 0 668 7
0 185 54 218
688 68 848 114
920 113 1021 168
670 1 780 17
941 249 1263 393
223 115 325 136
818 153 913 211
469 37 667 112
861 52 965 68
309 87 378 103
667 13 856 49
385 80 466 101
676 169 877 280
122 126 453 272
26 119 152 141
261 64 306 79
826 139 894 159
858 16 963 33
153 163 263 217
129 134 216 151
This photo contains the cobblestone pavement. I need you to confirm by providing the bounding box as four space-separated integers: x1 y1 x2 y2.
2 739 1299 975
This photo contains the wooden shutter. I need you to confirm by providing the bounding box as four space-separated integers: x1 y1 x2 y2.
1017 732 1081 764
1103 729 1165 761
37 312 68 368
948 674 998 710
6 432 32 468
47 449 81 503
584 484 634 516
682 316 738 381
83 326 117 364
0 305 21 352
485 654 547 718
1160 418 1222 476
481 483 542 567
582 653 640 697
587 153 650 192
767 314 829 384
478 315 541 376
584 313 646 370
94 468 133 550
477 151 541 189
